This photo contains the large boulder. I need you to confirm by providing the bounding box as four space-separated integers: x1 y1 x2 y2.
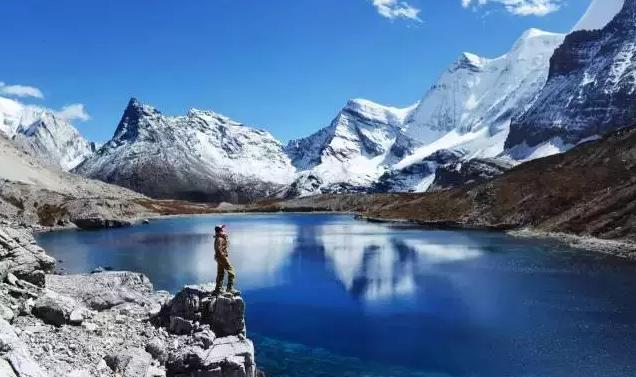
156 285 255 377
160 285 245 337
32 290 80 326
0 227 55 286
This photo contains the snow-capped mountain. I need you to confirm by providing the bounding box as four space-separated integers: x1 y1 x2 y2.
403 28 565 161
0 96 94 170
506 0 636 151
283 99 418 196
74 98 295 203
362 28 564 193
280 28 565 196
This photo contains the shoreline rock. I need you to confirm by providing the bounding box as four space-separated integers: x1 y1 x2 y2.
0 224 262 377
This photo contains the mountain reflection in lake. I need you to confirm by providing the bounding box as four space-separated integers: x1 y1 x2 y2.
37 214 636 377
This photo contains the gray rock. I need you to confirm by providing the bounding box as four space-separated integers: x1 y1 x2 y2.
0 303 14 322
105 348 153 377
82 322 98 332
169 286 202 320
69 308 85 325
145 339 168 364
166 336 255 377
206 294 246 337
28 270 46 287
32 290 79 326
160 285 245 337
0 318 49 377
193 329 216 349
0 261 8 283
169 316 193 335
6 272 18 287
0 227 55 287
68 369 91 377
46 271 155 310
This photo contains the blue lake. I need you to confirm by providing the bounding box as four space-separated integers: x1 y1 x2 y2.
36 214 636 377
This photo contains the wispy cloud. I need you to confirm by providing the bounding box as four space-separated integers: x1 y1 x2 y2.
371 0 422 22
461 0 561 16
56 104 90 122
0 82 44 99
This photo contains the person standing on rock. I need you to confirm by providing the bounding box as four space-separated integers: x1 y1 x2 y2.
213 224 239 295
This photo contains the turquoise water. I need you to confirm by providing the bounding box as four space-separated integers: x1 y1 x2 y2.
37 214 636 377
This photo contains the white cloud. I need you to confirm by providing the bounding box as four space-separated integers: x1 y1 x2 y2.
56 104 90 122
0 82 44 99
371 0 422 21
462 0 561 16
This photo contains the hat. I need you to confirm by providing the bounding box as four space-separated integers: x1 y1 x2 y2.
214 224 226 233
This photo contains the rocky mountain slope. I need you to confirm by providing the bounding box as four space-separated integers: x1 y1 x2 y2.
506 0 636 150
75 99 295 203
0 133 156 229
0 96 94 171
0 225 260 376
260 126 636 252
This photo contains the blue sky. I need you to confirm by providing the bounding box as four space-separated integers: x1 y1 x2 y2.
0 0 591 143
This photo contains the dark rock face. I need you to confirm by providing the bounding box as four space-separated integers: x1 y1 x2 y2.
373 150 467 193
72 217 132 230
506 0 636 149
429 158 513 192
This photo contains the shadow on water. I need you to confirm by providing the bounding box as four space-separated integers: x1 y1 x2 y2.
37 214 636 377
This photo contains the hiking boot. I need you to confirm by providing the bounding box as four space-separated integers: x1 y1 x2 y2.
212 286 224 295
225 288 241 296
226 282 240 296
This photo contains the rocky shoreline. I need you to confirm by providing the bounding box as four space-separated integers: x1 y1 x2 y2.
0 224 262 377
352 215 636 259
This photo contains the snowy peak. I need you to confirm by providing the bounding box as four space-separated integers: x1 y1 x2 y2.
510 28 564 56
187 108 241 127
283 98 419 193
342 98 411 127
112 97 162 142
75 98 295 202
0 96 93 170
404 28 564 146
451 52 488 72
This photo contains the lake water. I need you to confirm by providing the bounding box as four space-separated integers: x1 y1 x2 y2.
36 214 636 377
